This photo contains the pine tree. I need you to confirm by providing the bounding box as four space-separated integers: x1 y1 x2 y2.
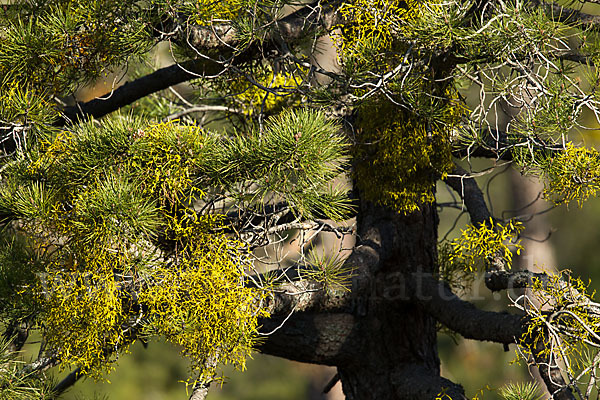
2 0 600 399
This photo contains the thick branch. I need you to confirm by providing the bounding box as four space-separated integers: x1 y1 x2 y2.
258 312 358 365
443 166 565 291
413 277 572 399
408 274 525 344
58 59 218 124
57 2 344 125
444 165 491 225
189 381 211 400
263 275 352 316
258 203 404 316
184 1 342 50
444 165 515 272
484 269 550 291
265 266 526 347
51 368 82 398
531 338 576 400
259 200 434 316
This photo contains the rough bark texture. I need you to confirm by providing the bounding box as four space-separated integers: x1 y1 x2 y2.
189 382 210 400
412 275 524 344
335 202 463 399
256 199 467 399
532 339 576 400
259 312 358 366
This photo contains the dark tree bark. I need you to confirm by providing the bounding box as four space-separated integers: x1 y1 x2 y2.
256 197 468 399
336 202 465 399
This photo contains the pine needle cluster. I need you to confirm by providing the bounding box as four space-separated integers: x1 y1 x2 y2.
0 1 152 93
0 107 349 382
5 0 600 395
0 338 54 400
498 382 541 400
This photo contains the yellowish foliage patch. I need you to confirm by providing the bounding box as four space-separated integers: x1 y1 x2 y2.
449 218 524 272
541 143 600 207
353 98 456 214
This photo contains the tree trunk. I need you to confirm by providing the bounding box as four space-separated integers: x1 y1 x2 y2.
336 202 465 399
259 199 467 398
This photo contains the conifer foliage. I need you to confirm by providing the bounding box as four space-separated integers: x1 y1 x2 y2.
3 0 600 399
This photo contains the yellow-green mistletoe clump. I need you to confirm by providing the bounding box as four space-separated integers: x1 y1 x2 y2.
449 218 524 272
40 263 126 378
190 0 245 24
332 0 468 214
335 0 450 69
129 121 207 204
539 143 600 207
0 116 272 381
199 64 303 118
519 271 600 377
0 109 348 382
353 99 454 214
336 0 406 60
37 215 267 382
139 229 268 384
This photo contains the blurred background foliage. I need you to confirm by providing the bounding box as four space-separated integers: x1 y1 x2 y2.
436 155 600 399
57 339 337 400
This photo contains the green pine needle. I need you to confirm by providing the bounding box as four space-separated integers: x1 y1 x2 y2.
499 382 541 400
